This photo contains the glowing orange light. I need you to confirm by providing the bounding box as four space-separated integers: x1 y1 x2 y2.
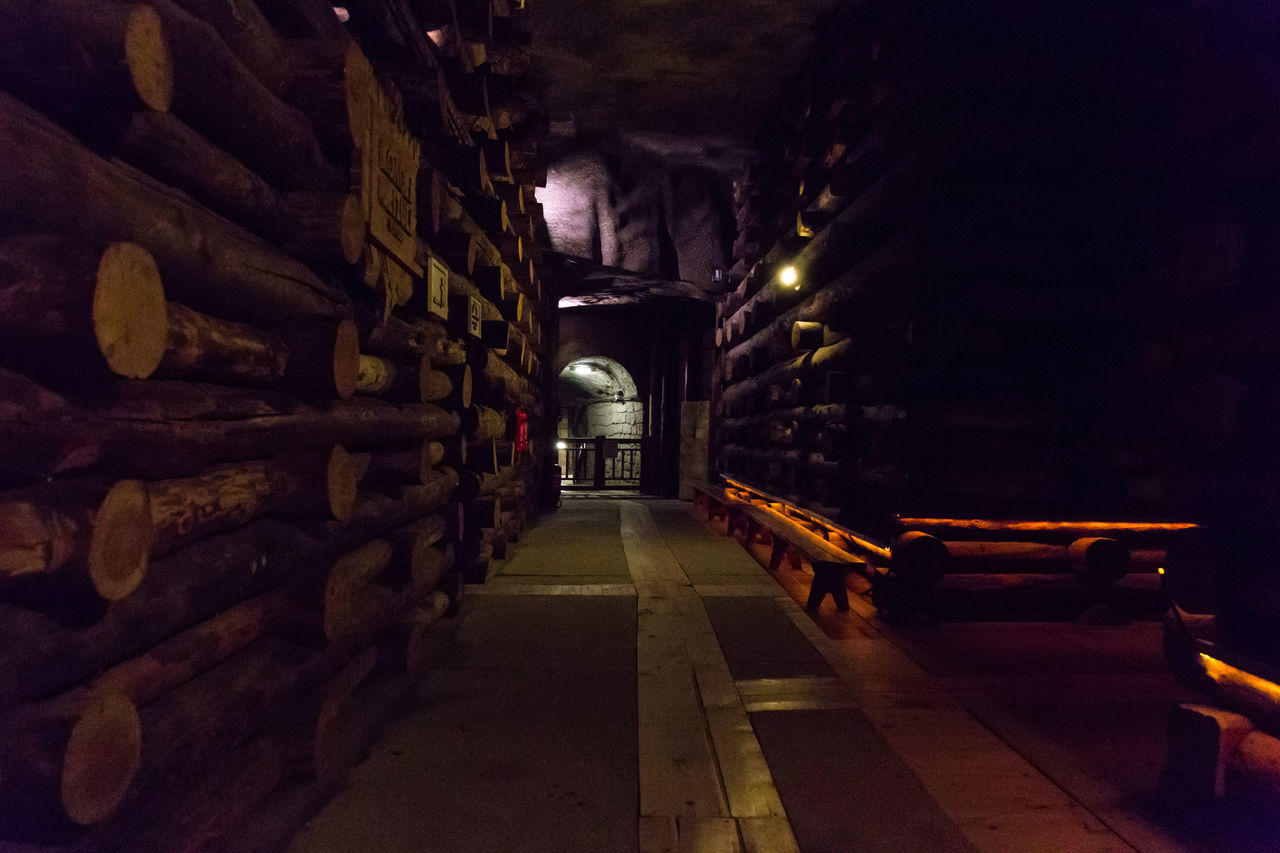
720 476 892 563
1200 653 1280 713
896 517 1198 534
1157 566 1165 575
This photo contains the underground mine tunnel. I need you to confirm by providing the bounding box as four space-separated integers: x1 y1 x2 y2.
0 0 1278 850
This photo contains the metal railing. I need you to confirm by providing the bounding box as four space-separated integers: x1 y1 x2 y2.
558 436 642 489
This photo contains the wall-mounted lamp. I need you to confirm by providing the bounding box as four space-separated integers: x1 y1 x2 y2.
780 265 799 289
555 441 568 450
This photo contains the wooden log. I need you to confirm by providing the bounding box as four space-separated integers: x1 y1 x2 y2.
283 192 366 268
122 733 283 853
0 91 349 325
85 591 311 708
464 497 500 530
120 640 348 835
399 592 452 673
462 404 507 442
437 363 475 410
363 316 466 368
355 352 429 402
895 517 1198 546
255 0 349 40
149 0 342 190
791 320 825 351
111 110 297 242
0 473 458 710
937 538 1131 581
432 228 480 277
0 1 173 137
0 237 169 382
147 445 360 555
364 439 438 484
159 305 359 400
322 539 396 644
169 0 292 95
0 692 141 839
0 372 460 483
0 479 152 603
465 339 533 406
466 197 510 236
282 40 376 159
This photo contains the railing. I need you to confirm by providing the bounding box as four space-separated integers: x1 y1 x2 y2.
558 436 642 489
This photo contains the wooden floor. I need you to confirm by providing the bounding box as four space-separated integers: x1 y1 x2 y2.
285 498 1262 853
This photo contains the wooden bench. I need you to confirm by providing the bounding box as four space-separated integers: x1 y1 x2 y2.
738 503 865 611
690 481 745 524
690 482 865 612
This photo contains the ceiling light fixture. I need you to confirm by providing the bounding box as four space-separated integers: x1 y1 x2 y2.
780 265 799 288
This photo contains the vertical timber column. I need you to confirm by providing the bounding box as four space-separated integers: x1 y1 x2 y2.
593 434 606 489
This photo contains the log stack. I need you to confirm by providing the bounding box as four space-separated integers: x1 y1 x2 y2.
0 0 551 849
712 0 1186 611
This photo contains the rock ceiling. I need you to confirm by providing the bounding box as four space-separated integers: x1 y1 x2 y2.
525 0 842 305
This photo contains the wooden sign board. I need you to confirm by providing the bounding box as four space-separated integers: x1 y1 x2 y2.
467 295 483 338
426 257 448 320
349 45 421 310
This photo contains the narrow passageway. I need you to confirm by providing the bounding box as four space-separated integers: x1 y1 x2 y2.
287 498 1206 853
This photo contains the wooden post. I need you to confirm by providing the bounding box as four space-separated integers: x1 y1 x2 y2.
594 434 607 489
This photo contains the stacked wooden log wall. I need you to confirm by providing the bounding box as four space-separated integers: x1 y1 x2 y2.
1159 0 1280 664
713 0 1182 544
0 0 551 849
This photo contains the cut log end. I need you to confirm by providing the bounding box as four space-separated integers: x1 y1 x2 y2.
1068 537 1131 583
124 4 174 113
61 693 142 826
333 320 361 400
339 195 365 265
88 479 152 601
93 243 168 379
326 446 359 522
458 364 474 410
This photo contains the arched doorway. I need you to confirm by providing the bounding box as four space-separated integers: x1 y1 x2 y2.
557 357 643 490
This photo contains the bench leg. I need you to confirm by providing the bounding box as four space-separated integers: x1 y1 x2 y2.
786 548 804 573
729 508 750 541
805 582 827 612
808 564 852 613
768 537 790 572
708 500 728 525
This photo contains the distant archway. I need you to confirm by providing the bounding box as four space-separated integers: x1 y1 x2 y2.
558 357 641 439
557 357 643 488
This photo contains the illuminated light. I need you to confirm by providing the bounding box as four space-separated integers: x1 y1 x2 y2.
1200 653 1280 713
780 266 799 288
721 476 893 563
1157 566 1165 575
333 6 350 22
425 27 447 47
555 441 568 450
572 364 591 374
895 517 1198 534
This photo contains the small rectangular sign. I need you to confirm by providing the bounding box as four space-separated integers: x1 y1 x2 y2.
467 295 483 338
427 257 448 319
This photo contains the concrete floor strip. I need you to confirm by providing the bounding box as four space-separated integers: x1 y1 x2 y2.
466 583 636 596
622 502 795 844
